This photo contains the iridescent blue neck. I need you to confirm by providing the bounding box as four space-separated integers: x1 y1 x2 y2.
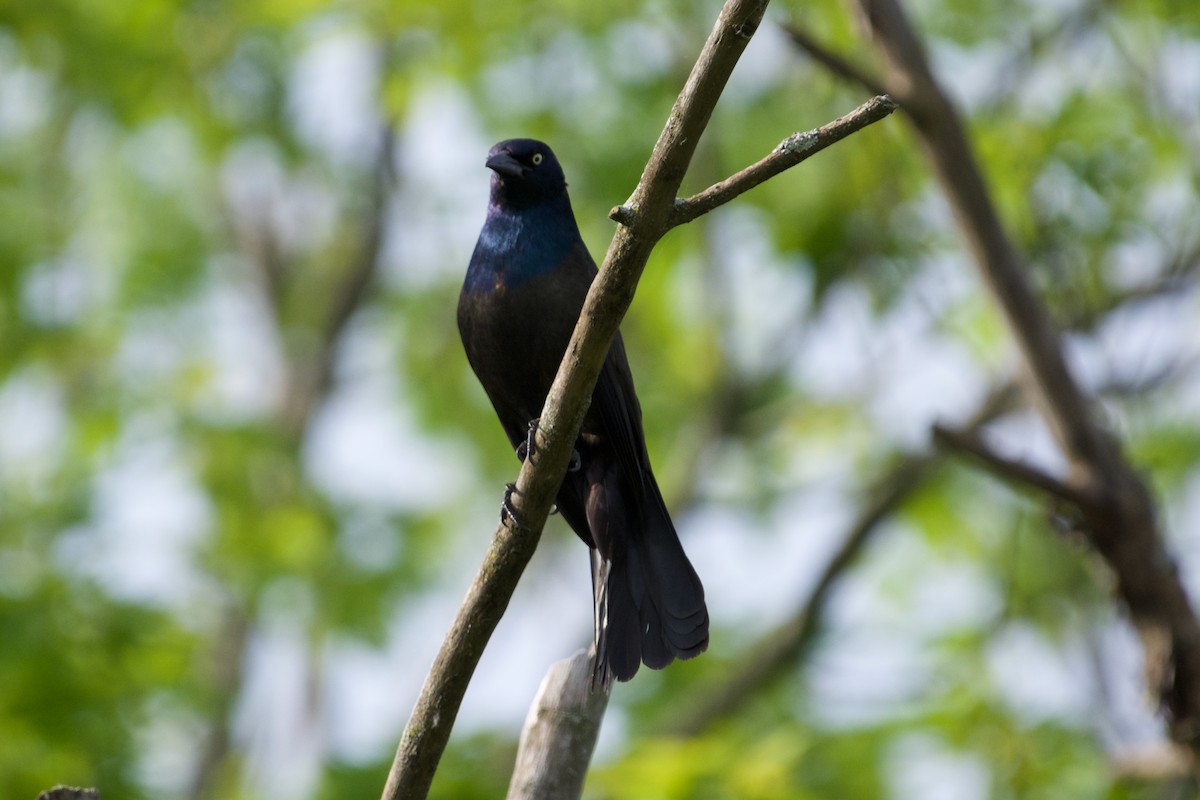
465 198 582 294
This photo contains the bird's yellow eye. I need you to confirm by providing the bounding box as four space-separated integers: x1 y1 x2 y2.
531 153 544 166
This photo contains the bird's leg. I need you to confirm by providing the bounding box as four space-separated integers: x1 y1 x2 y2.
501 483 529 530
515 418 540 463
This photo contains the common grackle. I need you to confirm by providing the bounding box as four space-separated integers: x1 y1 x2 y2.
457 138 709 683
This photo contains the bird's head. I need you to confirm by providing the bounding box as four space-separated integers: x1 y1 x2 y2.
485 139 568 210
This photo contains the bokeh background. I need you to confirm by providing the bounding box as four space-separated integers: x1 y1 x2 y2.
2 0 1200 798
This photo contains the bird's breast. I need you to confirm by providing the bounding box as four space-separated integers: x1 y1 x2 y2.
465 205 582 295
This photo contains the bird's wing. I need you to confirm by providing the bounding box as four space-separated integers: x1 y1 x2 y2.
590 332 652 503
556 243 653 501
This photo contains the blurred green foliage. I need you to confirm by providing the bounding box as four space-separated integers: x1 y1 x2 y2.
1 0 1199 798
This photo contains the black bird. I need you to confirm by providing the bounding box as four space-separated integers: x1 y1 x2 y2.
457 139 709 683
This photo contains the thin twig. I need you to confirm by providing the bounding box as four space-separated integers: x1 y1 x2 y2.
931 423 1097 508
782 22 889 96
663 94 897 228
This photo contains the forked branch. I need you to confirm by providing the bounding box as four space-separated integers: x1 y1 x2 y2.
381 2 771 798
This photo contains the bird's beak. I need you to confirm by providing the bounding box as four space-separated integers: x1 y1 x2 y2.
485 151 528 179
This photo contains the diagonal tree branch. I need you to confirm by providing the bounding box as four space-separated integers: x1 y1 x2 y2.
845 0 1200 761
931 422 1098 508
850 0 1113 473
672 451 938 737
380 2 774 798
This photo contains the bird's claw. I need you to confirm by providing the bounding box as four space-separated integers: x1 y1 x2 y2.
501 483 529 530
516 418 540 463
516 418 580 475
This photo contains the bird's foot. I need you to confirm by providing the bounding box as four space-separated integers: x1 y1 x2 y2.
501 483 529 530
515 417 580 474
515 418 540 463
